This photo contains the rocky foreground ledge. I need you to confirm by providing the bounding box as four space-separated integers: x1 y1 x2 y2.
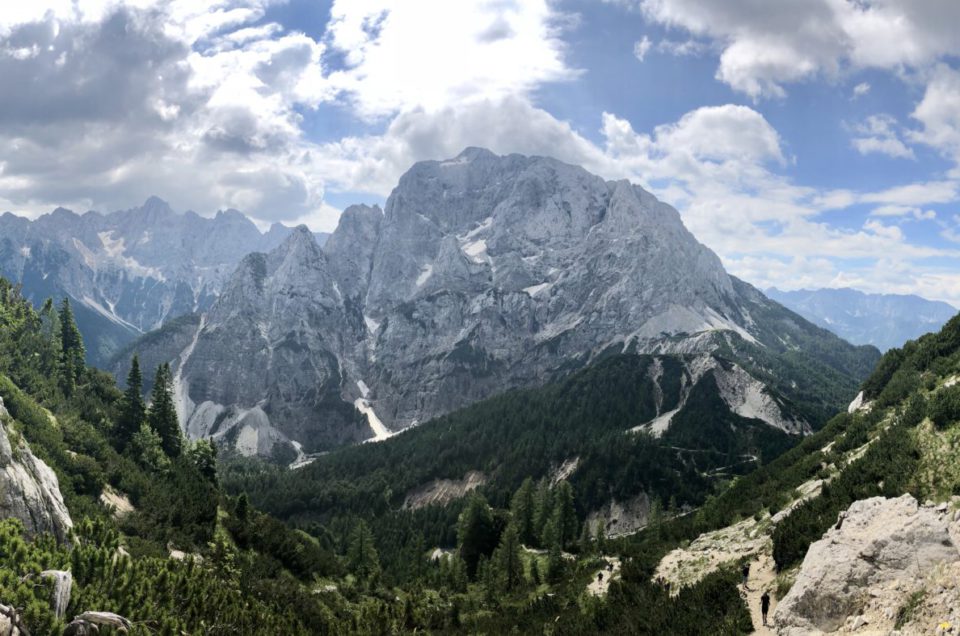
775 494 960 635
0 397 73 542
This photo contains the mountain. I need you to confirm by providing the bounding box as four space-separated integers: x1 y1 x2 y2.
633 312 960 635
0 196 328 367
117 148 879 459
766 287 957 352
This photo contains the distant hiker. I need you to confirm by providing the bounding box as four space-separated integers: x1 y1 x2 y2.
760 591 771 626
597 572 603 583
741 563 750 590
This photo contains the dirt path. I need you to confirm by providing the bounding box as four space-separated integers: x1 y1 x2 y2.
741 552 777 635
586 556 621 597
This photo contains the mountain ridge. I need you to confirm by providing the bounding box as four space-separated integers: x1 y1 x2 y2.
116 148 880 459
766 286 957 352
0 197 329 366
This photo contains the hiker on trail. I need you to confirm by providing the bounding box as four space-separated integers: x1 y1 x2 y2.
741 563 750 590
597 572 603 584
760 591 771 626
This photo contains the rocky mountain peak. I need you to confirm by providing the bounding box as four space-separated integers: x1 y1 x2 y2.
273 224 320 261
117 148 880 458
324 204 383 302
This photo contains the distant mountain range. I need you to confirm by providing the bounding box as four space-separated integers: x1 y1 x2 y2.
0 196 328 367
765 287 957 351
115 148 879 460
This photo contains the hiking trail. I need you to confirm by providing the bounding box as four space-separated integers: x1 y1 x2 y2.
742 551 777 635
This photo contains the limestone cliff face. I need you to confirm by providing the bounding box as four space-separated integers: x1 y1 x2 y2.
169 226 369 455
0 398 73 542
774 495 960 635
116 149 876 458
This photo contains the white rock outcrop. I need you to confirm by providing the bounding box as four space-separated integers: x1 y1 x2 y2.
0 398 73 542
403 471 487 510
774 495 960 635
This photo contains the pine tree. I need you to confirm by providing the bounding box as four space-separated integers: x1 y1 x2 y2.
491 523 524 592
130 422 170 472
235 493 249 521
595 519 607 555
148 363 182 457
510 477 536 545
533 479 554 547
649 497 664 541
187 440 218 486
57 298 84 391
38 299 62 377
530 556 541 585
579 521 592 555
554 481 578 550
347 519 381 583
117 355 146 451
546 530 565 583
457 493 497 580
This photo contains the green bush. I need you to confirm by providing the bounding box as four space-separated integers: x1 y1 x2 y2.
930 385 960 430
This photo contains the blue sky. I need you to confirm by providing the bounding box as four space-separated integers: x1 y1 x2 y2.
0 1 958 304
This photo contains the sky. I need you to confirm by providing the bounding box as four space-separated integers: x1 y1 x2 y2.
0 1 959 305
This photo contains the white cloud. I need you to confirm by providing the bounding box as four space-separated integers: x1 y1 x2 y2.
321 0 575 119
850 114 915 159
852 81 870 98
871 205 936 220
656 37 708 57
633 0 960 99
909 64 960 164
861 180 958 206
633 36 652 61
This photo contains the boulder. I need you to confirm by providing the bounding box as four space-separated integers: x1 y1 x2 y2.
774 495 959 635
0 398 73 542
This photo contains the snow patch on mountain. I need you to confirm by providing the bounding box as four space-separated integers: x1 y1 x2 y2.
357 380 371 398
72 236 166 281
523 282 551 297
416 264 433 287
364 316 381 334
460 239 488 264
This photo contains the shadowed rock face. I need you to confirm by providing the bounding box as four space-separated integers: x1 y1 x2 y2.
0 398 73 542
115 149 878 459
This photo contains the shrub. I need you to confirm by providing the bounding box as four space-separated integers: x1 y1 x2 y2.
930 385 960 430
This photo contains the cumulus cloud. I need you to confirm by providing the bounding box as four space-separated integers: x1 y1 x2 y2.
909 64 960 165
0 0 576 229
0 1 331 223
850 114 915 159
321 0 575 119
631 0 960 99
